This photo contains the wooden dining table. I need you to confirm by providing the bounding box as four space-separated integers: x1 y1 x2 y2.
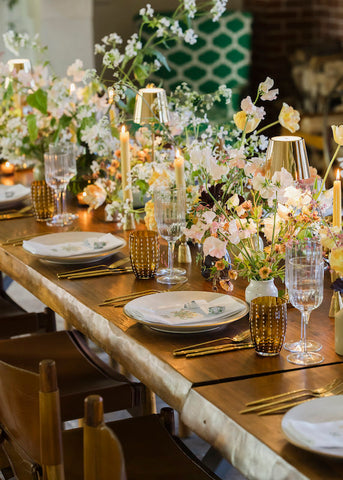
1 170 343 480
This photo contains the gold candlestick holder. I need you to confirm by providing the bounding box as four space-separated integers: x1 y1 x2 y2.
122 207 136 231
177 235 192 264
329 270 343 318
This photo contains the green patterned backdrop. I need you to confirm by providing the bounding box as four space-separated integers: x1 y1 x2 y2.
149 11 252 114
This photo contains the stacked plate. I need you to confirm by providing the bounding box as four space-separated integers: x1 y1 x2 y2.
124 291 248 333
0 184 30 209
22 232 126 264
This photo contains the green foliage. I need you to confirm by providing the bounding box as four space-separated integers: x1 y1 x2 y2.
26 114 38 142
27 88 48 114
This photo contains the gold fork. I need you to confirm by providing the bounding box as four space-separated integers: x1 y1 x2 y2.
257 383 343 415
240 378 343 414
57 257 130 278
173 329 251 356
99 280 188 307
244 377 342 407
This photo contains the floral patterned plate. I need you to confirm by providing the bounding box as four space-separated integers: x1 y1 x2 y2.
124 291 248 333
282 395 343 458
0 184 30 209
22 232 126 264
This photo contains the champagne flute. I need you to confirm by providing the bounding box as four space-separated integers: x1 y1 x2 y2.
44 147 76 227
284 239 323 353
287 255 324 365
154 188 187 284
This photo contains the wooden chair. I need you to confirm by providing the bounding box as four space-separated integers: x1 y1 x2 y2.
0 358 221 480
0 271 56 338
0 330 146 423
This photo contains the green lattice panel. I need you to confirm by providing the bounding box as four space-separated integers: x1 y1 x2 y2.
149 11 252 113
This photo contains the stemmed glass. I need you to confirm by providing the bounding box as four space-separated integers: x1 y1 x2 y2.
44 146 76 227
284 239 323 353
287 254 324 365
49 143 79 224
154 188 187 284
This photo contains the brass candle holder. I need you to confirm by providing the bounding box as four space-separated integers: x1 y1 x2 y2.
264 135 310 180
133 84 169 163
329 270 343 318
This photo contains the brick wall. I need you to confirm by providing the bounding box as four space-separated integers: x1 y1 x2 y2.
243 0 343 102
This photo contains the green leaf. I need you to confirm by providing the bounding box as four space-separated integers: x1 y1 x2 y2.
58 114 72 129
133 64 149 86
3 81 13 102
26 114 38 142
135 179 149 196
151 49 171 72
27 88 48 114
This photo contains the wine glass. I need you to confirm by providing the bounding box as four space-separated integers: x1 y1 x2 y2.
44 147 76 227
287 255 324 365
284 239 323 353
49 143 79 223
154 188 187 284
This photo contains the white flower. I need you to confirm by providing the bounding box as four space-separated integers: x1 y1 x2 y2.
184 0 197 18
184 29 198 45
67 59 85 83
189 144 213 168
125 34 142 59
203 235 227 258
210 0 228 22
241 96 265 120
139 3 154 17
94 43 106 55
262 214 282 242
103 49 124 68
259 77 279 101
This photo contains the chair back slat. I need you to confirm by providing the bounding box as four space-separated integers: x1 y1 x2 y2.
39 359 65 480
0 360 40 463
84 395 127 480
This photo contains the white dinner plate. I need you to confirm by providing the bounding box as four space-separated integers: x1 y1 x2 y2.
0 184 30 209
281 395 343 458
22 231 126 264
124 291 248 333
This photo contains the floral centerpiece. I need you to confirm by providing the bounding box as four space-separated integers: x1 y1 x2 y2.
183 78 333 296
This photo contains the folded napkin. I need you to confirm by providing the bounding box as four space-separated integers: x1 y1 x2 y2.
128 295 245 325
285 419 343 449
23 233 123 258
0 184 30 202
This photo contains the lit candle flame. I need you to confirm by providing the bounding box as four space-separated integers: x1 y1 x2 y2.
336 168 341 180
69 83 75 95
108 87 114 104
121 125 126 134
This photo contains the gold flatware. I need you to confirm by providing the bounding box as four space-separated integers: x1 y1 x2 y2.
0 211 33 220
257 384 343 415
0 205 32 215
99 281 188 307
2 233 40 246
57 257 130 278
240 379 343 414
185 343 255 358
99 290 162 307
173 329 251 356
66 267 133 280
244 378 342 408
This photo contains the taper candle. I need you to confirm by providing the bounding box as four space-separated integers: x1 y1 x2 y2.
120 126 133 202
108 87 115 127
174 149 185 188
333 169 342 230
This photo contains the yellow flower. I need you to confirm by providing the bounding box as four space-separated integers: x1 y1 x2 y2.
144 200 158 231
148 169 170 186
331 125 343 146
259 266 272 280
278 103 300 133
233 111 261 133
330 246 343 275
